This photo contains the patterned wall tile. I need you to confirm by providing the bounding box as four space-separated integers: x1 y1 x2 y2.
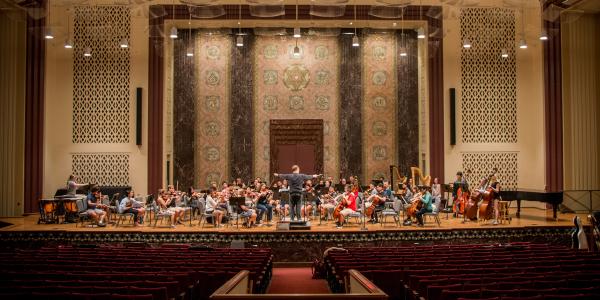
254 35 340 180
460 8 517 143
72 153 130 186
363 32 397 180
195 32 231 186
461 152 518 190
72 6 130 143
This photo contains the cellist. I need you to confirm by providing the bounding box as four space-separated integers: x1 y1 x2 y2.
335 184 357 229
414 186 433 227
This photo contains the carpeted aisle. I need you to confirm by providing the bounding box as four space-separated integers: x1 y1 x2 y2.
267 267 331 294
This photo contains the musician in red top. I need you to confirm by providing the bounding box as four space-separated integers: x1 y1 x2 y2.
335 184 357 229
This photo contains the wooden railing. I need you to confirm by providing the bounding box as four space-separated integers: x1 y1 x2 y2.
210 269 388 300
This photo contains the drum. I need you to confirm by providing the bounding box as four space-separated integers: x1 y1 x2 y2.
63 199 79 213
38 199 59 224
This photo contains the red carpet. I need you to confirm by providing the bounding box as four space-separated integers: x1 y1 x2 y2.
267 267 331 294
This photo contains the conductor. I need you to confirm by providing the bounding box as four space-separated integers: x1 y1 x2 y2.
274 165 321 221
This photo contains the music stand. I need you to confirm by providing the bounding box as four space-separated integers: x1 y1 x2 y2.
229 197 246 229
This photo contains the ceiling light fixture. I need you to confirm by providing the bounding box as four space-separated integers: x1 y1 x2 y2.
83 47 92 57
294 0 301 38
400 7 406 56
119 38 129 48
236 1 243 47
519 6 527 49
417 0 425 39
186 8 194 57
293 40 300 57
64 16 72 49
352 0 359 47
539 28 548 41
45 8 53 39
170 0 178 39
501 48 508 58
462 38 471 48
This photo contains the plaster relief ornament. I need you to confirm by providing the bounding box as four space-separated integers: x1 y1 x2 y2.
373 145 388 161
263 95 278 111
372 121 387 136
206 70 220 86
315 45 329 60
372 96 386 109
203 121 220 136
289 95 304 110
263 70 278 85
206 45 220 59
204 146 220 161
205 95 220 112
315 70 330 85
263 44 278 59
372 71 387 85
315 95 330 110
283 64 310 91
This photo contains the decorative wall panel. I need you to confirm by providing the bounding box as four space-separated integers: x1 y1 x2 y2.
461 152 518 190
195 31 231 186
253 35 340 181
71 153 130 186
363 32 397 180
460 8 516 144
72 6 130 143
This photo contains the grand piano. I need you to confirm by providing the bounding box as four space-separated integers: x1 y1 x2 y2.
499 189 563 220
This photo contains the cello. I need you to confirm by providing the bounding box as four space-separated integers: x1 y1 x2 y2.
406 192 423 218
333 194 348 219
365 194 386 218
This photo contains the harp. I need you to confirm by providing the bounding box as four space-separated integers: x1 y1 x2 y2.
411 167 432 187
389 165 408 193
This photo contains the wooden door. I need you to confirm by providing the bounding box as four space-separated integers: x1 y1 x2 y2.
270 119 323 178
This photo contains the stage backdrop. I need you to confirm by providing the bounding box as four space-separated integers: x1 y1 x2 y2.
170 29 421 188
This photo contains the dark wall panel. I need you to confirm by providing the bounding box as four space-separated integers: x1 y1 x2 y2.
173 30 196 190
230 30 254 182
339 31 363 180
396 30 420 177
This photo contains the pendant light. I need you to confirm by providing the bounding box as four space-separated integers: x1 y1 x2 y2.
352 1 359 47
64 15 73 49
169 0 178 39
293 39 300 57
44 7 54 39
501 48 509 58
462 38 471 48
186 9 194 57
119 38 129 48
293 0 301 38
83 47 92 57
519 6 527 49
399 7 407 57
417 0 425 39
236 1 243 47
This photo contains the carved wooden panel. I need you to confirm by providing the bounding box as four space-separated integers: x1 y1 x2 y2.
269 119 324 179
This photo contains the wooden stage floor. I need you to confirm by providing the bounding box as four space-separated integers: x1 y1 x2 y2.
0 207 589 233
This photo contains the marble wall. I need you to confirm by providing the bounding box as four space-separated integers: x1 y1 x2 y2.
253 34 341 181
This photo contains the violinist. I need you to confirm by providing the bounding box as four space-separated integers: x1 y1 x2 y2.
119 190 145 226
255 183 273 224
157 189 185 228
319 186 338 219
86 186 107 227
335 184 357 229
206 187 225 227
414 186 433 227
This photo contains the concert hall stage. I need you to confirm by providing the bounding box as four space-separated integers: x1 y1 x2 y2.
0 208 588 262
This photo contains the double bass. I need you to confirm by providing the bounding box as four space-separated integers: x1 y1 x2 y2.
453 186 469 215
478 179 497 221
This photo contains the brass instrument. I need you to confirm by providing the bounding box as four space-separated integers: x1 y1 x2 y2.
411 167 432 187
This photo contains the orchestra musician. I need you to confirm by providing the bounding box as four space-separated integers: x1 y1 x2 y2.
301 180 316 219
432 178 441 205
156 189 185 228
366 184 387 224
488 175 501 225
414 186 433 227
66 175 88 196
206 187 225 227
273 165 321 221
335 184 358 229
452 171 469 216
86 186 107 227
319 186 338 219
255 183 274 224
119 190 145 226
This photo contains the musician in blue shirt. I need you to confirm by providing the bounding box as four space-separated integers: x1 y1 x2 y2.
415 186 433 227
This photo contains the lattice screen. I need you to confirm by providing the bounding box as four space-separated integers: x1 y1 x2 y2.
72 153 130 186
460 8 517 143
72 6 131 143
461 152 518 190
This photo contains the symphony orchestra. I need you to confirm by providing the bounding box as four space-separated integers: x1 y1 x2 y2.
40 165 506 229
